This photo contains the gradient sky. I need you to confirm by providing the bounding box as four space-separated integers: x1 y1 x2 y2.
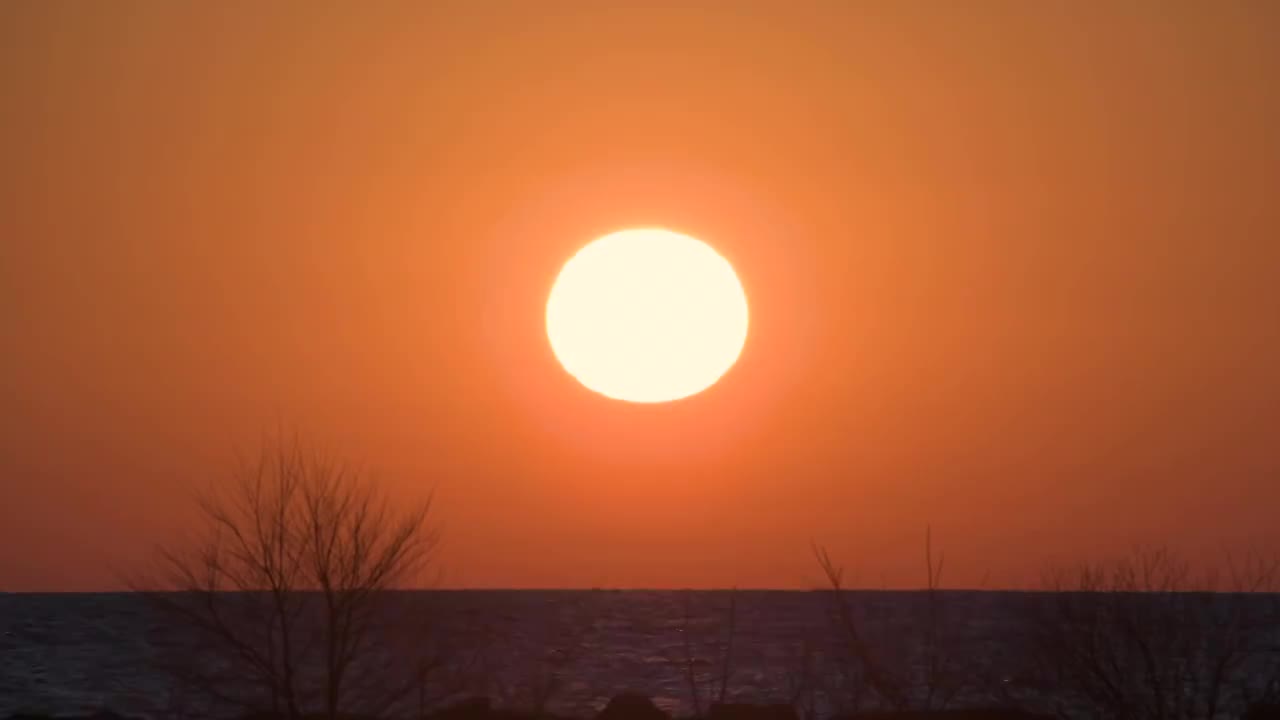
2 2 1278 591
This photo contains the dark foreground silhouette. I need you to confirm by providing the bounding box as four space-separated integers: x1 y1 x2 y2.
12 696 1280 720
0 697 1082 720
0 698 1059 720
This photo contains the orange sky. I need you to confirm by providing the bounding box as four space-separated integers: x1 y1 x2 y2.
2 2 1278 591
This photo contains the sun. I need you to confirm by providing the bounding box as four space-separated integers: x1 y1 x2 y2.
546 228 749 403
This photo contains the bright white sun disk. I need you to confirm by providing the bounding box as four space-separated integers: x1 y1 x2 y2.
545 228 749 403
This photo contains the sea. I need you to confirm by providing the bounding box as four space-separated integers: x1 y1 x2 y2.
2 591 1277 720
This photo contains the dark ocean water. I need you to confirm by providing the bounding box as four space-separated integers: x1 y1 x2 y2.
1 591 1277 719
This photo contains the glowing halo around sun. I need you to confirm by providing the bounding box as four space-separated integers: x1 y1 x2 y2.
545 228 749 403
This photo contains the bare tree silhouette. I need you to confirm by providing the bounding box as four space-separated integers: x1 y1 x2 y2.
1028 545 1280 720
812 527 979 714
138 436 440 720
